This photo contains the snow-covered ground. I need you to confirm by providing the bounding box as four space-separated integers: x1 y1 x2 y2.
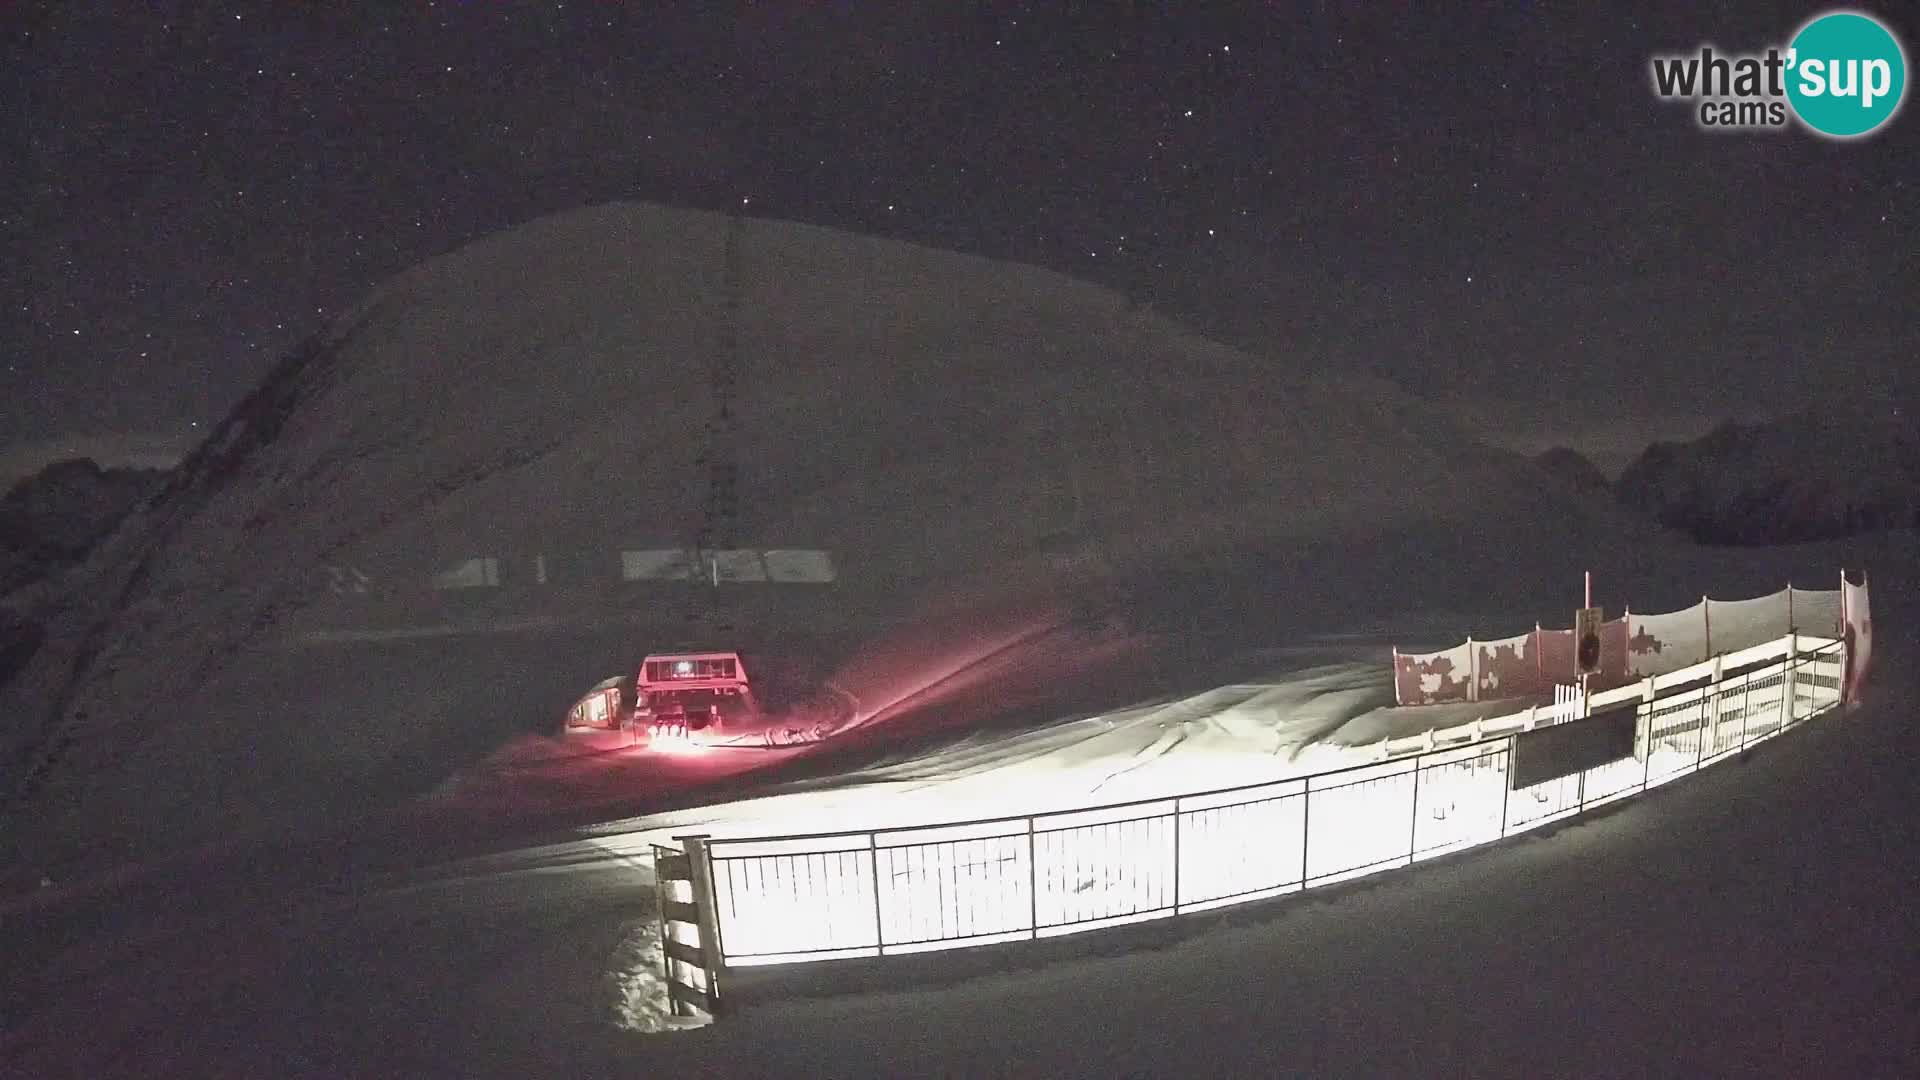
1 575 1908 1077
571 657 1401 852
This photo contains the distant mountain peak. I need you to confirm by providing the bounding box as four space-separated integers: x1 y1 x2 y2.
1533 447 1610 493
1616 407 1919 545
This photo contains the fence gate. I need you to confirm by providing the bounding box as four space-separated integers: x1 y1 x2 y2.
654 837 724 1019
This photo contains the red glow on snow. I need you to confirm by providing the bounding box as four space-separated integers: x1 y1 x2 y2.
648 736 711 756
821 582 1151 742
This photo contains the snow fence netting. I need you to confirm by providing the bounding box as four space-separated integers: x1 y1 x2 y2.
1706 589 1791 657
1393 642 1473 706
1627 601 1709 678
1473 631 1543 701
1535 628 1575 691
1791 586 1842 637
1843 573 1872 702
1597 617 1630 690
1395 581 1843 705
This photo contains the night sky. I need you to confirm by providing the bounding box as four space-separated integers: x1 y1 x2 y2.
6 1 1915 479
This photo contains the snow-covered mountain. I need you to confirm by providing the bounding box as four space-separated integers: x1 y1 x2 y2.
1616 396 1920 545
1 460 167 696
1533 446 1611 495
0 202 1671 872
0 457 166 596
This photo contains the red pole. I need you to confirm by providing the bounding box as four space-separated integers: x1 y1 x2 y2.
1839 572 1850 705
1469 637 1483 703
1582 572 1597 699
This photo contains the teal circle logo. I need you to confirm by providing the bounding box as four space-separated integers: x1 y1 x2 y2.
1786 11 1907 137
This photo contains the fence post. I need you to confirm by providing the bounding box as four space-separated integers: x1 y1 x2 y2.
682 836 726 1009
868 836 887 952
1300 785 1313 886
1839 578 1851 706
656 836 726 1019
1705 675 1719 757
1467 637 1478 703
654 845 689 1019
1738 664 1752 747
1499 736 1514 836
1027 820 1040 939
1407 761 1422 865
1774 630 1789 722
1575 737 1588 810
1639 703 1653 789
1694 686 1709 769
1706 654 1723 749
1172 797 1183 910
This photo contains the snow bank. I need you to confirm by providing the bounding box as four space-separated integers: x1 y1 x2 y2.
579 659 1402 852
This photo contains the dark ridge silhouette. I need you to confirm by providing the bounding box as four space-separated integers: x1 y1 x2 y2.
1534 446 1610 494
1616 395 1919 545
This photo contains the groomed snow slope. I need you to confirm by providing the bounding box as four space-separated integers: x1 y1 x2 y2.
2 202 1665 872
454 650 1396 841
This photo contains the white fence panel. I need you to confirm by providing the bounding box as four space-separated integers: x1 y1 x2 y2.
710 843 880 960
1033 815 1177 929
1411 744 1510 859
877 835 1032 946
1178 793 1307 905
1305 768 1417 882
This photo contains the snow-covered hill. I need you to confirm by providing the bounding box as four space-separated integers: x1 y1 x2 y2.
0 458 166 597
1 202 1671 874
1616 395 1920 545
1533 446 1611 495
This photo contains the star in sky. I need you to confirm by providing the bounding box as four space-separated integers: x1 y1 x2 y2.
3 0 1914 469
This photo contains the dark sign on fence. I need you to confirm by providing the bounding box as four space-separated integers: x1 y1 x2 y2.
1510 701 1638 789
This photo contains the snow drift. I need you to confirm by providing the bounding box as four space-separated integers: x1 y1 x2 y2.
2 202 1668 871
